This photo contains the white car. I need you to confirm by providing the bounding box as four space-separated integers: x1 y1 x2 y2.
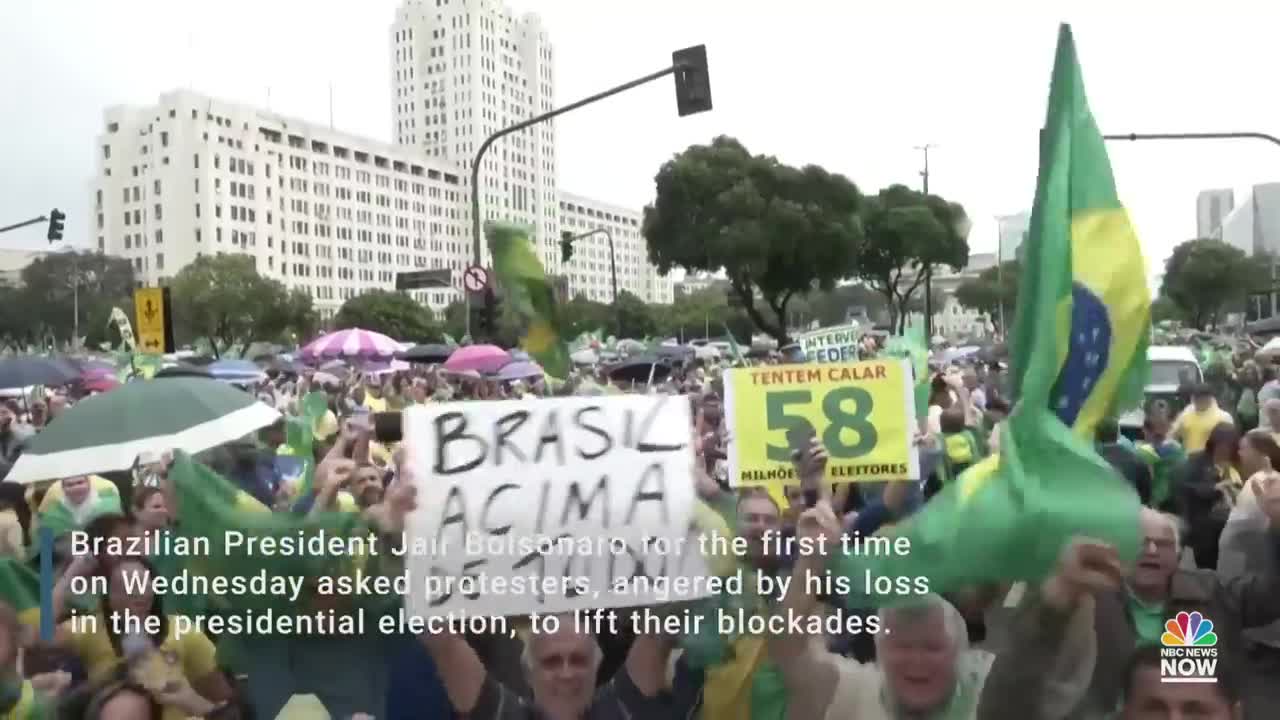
1118 346 1204 434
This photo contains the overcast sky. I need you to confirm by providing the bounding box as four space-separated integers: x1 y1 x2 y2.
4 0 1280 292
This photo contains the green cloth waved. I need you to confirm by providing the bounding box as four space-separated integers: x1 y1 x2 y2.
834 25 1147 603
488 223 570 379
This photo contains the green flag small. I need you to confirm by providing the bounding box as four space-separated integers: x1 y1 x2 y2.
487 222 570 378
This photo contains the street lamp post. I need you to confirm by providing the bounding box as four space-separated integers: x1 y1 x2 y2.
1104 130 1280 323
465 45 712 338
916 143 936 338
562 228 618 302
561 228 619 335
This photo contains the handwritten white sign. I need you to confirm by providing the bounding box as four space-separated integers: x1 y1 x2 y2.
403 394 712 618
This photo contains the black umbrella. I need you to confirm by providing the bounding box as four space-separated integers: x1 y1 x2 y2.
0 356 80 389
154 364 212 379
397 343 453 364
607 356 674 383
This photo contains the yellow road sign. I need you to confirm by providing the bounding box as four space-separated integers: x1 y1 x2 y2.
133 288 167 352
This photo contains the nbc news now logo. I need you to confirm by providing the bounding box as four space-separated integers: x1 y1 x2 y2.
1160 611 1218 683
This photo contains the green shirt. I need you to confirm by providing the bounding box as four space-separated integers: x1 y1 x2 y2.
1126 588 1165 647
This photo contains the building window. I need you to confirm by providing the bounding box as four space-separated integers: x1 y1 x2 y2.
154 204 162 220
98 236 105 251
155 229 163 244
125 236 131 249
102 145 111 159
195 204 200 218
161 132 169 147
154 180 161 195
122 188 129 203
193 153 199 168
124 212 131 227
156 253 164 270
97 213 103 229
216 228 222 242
195 229 201 243
214 155 220 169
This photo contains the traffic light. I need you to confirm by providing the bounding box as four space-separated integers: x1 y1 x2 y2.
560 231 575 264
482 287 499 337
672 45 712 117
46 209 65 243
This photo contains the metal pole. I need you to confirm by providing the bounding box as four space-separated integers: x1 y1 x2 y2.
0 216 48 235
1104 130 1280 330
72 255 79 346
1103 131 1280 148
916 144 935 339
563 228 620 333
996 219 1006 340
467 65 682 338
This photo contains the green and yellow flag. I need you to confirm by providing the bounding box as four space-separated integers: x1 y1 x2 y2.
488 223 570 378
839 24 1148 600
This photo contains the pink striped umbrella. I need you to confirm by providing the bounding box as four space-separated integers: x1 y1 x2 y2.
443 344 511 374
299 328 401 361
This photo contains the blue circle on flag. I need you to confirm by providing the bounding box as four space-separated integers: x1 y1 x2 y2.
1050 283 1111 427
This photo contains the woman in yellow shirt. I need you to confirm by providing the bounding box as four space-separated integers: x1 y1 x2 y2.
54 557 234 720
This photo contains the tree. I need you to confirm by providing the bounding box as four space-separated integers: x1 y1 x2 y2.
614 291 656 339
656 288 754 343
169 254 315 354
1150 295 1184 325
560 296 614 339
333 290 440 342
856 184 971 332
804 284 889 327
954 261 1020 332
9 251 136 347
643 136 864 344
1160 238 1265 330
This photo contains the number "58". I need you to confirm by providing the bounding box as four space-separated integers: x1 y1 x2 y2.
765 387 877 462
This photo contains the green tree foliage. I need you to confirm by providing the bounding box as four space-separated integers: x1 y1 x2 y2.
0 250 137 348
1150 295 1184 325
332 289 440 342
656 288 754 343
614 291 656 339
169 254 316 353
857 184 971 332
954 261 1020 332
1160 238 1266 330
801 284 888 327
560 296 614 339
643 136 864 344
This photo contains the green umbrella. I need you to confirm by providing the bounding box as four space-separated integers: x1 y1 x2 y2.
7 377 280 484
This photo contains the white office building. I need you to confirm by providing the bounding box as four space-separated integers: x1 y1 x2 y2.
1196 188 1235 239
390 0 557 267
389 0 673 304
1219 183 1280 258
89 90 470 320
996 212 1030 262
557 192 673 304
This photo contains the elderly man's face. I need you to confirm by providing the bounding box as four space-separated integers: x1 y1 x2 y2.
527 620 597 719
881 606 958 713
1131 509 1179 593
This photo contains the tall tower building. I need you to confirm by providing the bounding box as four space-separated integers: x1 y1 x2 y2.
390 0 558 270
1196 188 1235 240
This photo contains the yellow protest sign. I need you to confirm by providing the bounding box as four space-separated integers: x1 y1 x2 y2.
133 287 168 353
723 359 919 486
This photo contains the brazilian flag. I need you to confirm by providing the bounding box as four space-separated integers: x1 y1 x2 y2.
835 24 1149 600
488 223 570 378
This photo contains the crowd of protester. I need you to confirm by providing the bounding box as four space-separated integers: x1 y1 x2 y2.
0 342 1269 720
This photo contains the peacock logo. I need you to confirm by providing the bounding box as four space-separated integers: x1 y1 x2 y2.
1160 611 1219 683
1161 611 1218 647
